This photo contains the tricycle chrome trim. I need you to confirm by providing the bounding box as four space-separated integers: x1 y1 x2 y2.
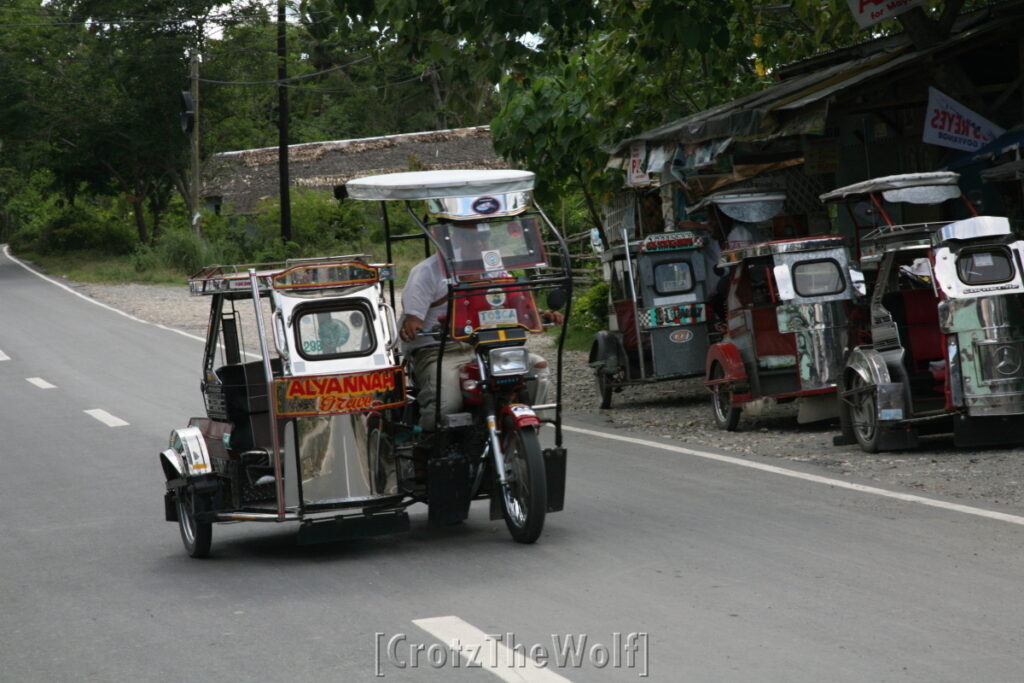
843 347 894 390
720 236 847 265
249 268 286 521
777 302 849 391
213 511 301 522
935 216 1011 243
167 426 212 477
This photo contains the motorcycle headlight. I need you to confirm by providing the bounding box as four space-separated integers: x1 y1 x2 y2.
488 347 529 377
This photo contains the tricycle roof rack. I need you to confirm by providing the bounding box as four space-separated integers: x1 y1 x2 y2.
188 255 391 296
720 235 847 266
858 215 1012 260
346 169 535 201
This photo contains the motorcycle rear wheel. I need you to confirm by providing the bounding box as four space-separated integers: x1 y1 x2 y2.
500 422 547 544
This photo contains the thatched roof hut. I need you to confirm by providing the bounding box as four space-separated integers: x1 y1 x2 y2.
203 126 506 214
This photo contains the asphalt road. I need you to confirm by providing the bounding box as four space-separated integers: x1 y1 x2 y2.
2 247 1024 682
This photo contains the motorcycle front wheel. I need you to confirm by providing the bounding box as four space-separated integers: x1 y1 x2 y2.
500 421 547 544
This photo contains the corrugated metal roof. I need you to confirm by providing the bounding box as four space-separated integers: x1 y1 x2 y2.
202 126 506 214
611 1 1022 153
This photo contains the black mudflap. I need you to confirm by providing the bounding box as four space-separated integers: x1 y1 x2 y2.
953 414 1024 448
164 490 178 522
543 447 566 512
296 511 410 545
878 425 920 451
427 454 470 525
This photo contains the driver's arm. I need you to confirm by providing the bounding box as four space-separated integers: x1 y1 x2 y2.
541 310 565 326
400 314 425 342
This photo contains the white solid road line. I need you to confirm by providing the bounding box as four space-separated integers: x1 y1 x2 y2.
84 409 129 428
411 616 572 683
2 244 259 360
1 244 207 345
0 348 9 361
10 242 1023 528
564 424 1024 527
26 377 56 389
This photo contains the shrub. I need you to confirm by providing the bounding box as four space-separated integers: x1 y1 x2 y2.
573 279 609 332
154 229 216 274
131 244 162 272
22 203 134 255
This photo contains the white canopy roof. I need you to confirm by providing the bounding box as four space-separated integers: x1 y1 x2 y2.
819 172 960 202
346 169 535 201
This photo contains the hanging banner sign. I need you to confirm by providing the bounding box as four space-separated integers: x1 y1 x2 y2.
846 0 925 29
922 87 1006 152
626 141 650 186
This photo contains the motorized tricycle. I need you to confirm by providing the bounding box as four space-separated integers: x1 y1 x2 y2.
589 228 717 408
345 169 571 543
821 173 1024 452
703 236 862 430
159 170 569 556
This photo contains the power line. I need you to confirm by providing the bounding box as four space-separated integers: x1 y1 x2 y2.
195 54 370 85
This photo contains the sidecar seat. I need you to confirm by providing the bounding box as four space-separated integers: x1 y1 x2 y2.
216 359 282 453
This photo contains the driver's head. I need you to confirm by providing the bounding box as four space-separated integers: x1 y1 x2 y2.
452 223 491 253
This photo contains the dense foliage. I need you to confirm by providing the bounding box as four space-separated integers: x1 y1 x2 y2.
0 0 996 275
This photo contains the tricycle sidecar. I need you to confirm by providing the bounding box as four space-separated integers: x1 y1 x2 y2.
704 236 861 430
823 174 1024 451
589 230 717 408
160 256 410 557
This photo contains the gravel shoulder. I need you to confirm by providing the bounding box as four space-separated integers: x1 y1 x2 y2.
79 281 1024 515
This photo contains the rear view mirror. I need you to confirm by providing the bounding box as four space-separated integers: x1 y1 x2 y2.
547 287 568 311
850 268 866 297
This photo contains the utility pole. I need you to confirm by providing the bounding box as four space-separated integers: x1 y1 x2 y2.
277 0 292 243
190 51 202 236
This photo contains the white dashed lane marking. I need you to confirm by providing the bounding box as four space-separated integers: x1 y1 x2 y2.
410 615 573 682
26 377 56 389
84 409 129 428
0 348 9 361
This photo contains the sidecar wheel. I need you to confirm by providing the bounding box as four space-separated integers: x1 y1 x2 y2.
710 362 741 431
177 485 212 559
847 372 881 453
500 422 546 544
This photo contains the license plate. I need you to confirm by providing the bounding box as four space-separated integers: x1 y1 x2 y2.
479 308 518 327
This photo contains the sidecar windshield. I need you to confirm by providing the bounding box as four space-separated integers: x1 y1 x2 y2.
433 216 547 276
295 305 375 359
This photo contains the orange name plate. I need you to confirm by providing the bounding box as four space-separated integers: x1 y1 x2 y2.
274 367 406 417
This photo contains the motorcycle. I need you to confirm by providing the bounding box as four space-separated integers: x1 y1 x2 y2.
346 169 572 544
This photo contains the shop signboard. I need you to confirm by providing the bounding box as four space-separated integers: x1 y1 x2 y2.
922 87 1005 152
846 0 925 29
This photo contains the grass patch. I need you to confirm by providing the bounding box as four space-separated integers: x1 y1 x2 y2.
18 251 186 285
548 322 595 353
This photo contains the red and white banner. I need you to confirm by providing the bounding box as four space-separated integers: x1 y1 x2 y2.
626 141 650 186
923 87 1005 152
846 0 925 29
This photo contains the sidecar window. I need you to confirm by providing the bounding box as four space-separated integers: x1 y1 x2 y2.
653 261 694 295
295 306 374 360
956 247 1014 285
792 259 845 297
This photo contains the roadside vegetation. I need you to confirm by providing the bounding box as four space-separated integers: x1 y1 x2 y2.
1 0 989 349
